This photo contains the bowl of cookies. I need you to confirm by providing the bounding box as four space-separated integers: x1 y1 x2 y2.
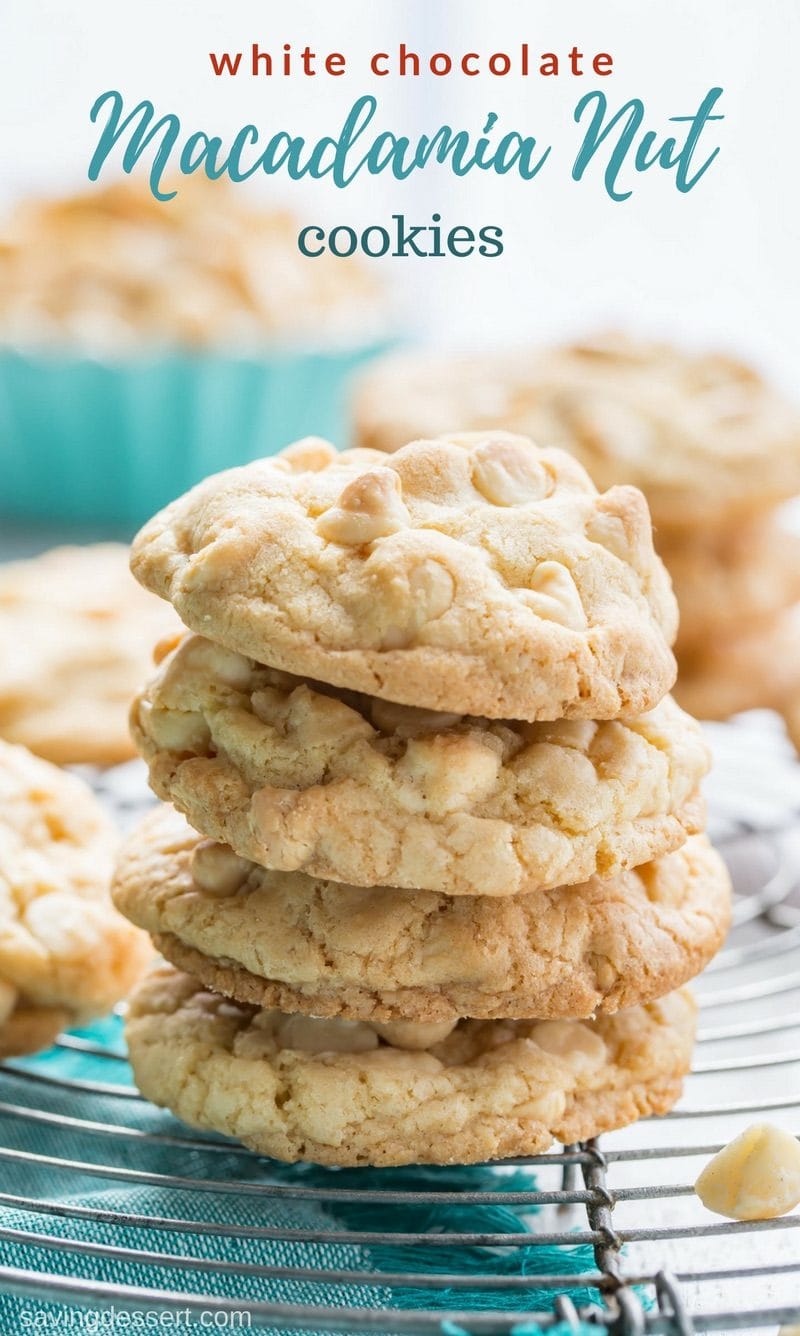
0 177 393 527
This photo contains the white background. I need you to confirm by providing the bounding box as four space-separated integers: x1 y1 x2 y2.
2 0 798 377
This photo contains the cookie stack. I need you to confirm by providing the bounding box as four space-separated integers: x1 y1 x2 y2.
354 336 800 750
114 433 731 1166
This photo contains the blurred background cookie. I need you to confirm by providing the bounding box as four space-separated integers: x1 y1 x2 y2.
0 542 179 765
0 738 150 1056
354 335 800 748
675 605 800 723
353 334 800 527
658 518 800 655
0 177 393 526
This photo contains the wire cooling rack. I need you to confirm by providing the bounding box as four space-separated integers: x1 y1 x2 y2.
0 715 799 1332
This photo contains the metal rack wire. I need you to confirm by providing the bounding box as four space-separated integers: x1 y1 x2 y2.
0 719 799 1332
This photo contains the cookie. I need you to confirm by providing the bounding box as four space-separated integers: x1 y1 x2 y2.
133 634 708 896
0 1004 71 1060
127 964 696 1166
0 544 179 765
659 520 800 653
785 695 800 755
0 177 381 352
353 336 800 528
0 739 151 1054
112 806 730 1023
131 433 678 722
675 605 800 722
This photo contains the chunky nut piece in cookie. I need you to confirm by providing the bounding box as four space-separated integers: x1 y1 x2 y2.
130 432 678 720
126 965 697 1166
518 561 587 631
265 1013 379 1056
0 544 179 765
352 338 800 527
528 1020 607 1076
278 438 340 473
471 437 554 506
0 739 151 1053
192 842 251 897
132 633 709 896
113 807 731 1024
378 556 456 651
373 1019 457 1050
695 1124 800 1220
316 468 410 545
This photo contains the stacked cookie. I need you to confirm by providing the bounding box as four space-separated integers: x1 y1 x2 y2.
354 336 800 748
114 433 730 1166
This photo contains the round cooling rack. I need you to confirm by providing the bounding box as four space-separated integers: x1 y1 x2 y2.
0 716 799 1333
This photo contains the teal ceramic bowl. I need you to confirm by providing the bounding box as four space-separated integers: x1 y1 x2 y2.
0 340 395 528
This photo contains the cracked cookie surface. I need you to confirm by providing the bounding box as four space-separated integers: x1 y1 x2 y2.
130 433 678 721
133 634 709 896
113 806 730 1022
127 964 696 1166
0 739 151 1054
353 336 800 527
0 543 179 765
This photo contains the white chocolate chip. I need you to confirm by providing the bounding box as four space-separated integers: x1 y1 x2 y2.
471 437 553 506
695 1123 800 1221
521 561 587 631
279 437 339 473
409 559 454 620
585 511 632 564
529 1020 607 1076
0 979 18 1027
585 488 652 576
142 704 211 754
317 468 409 545
191 842 250 897
395 734 501 815
373 1019 457 1050
381 559 455 648
369 699 463 738
275 1013 380 1055
176 637 253 690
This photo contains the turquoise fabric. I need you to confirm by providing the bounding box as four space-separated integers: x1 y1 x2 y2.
0 1016 606 1331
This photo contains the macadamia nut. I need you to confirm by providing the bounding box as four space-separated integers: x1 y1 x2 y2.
695 1123 800 1221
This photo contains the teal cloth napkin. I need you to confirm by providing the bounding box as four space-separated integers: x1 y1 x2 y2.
0 1016 604 1331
